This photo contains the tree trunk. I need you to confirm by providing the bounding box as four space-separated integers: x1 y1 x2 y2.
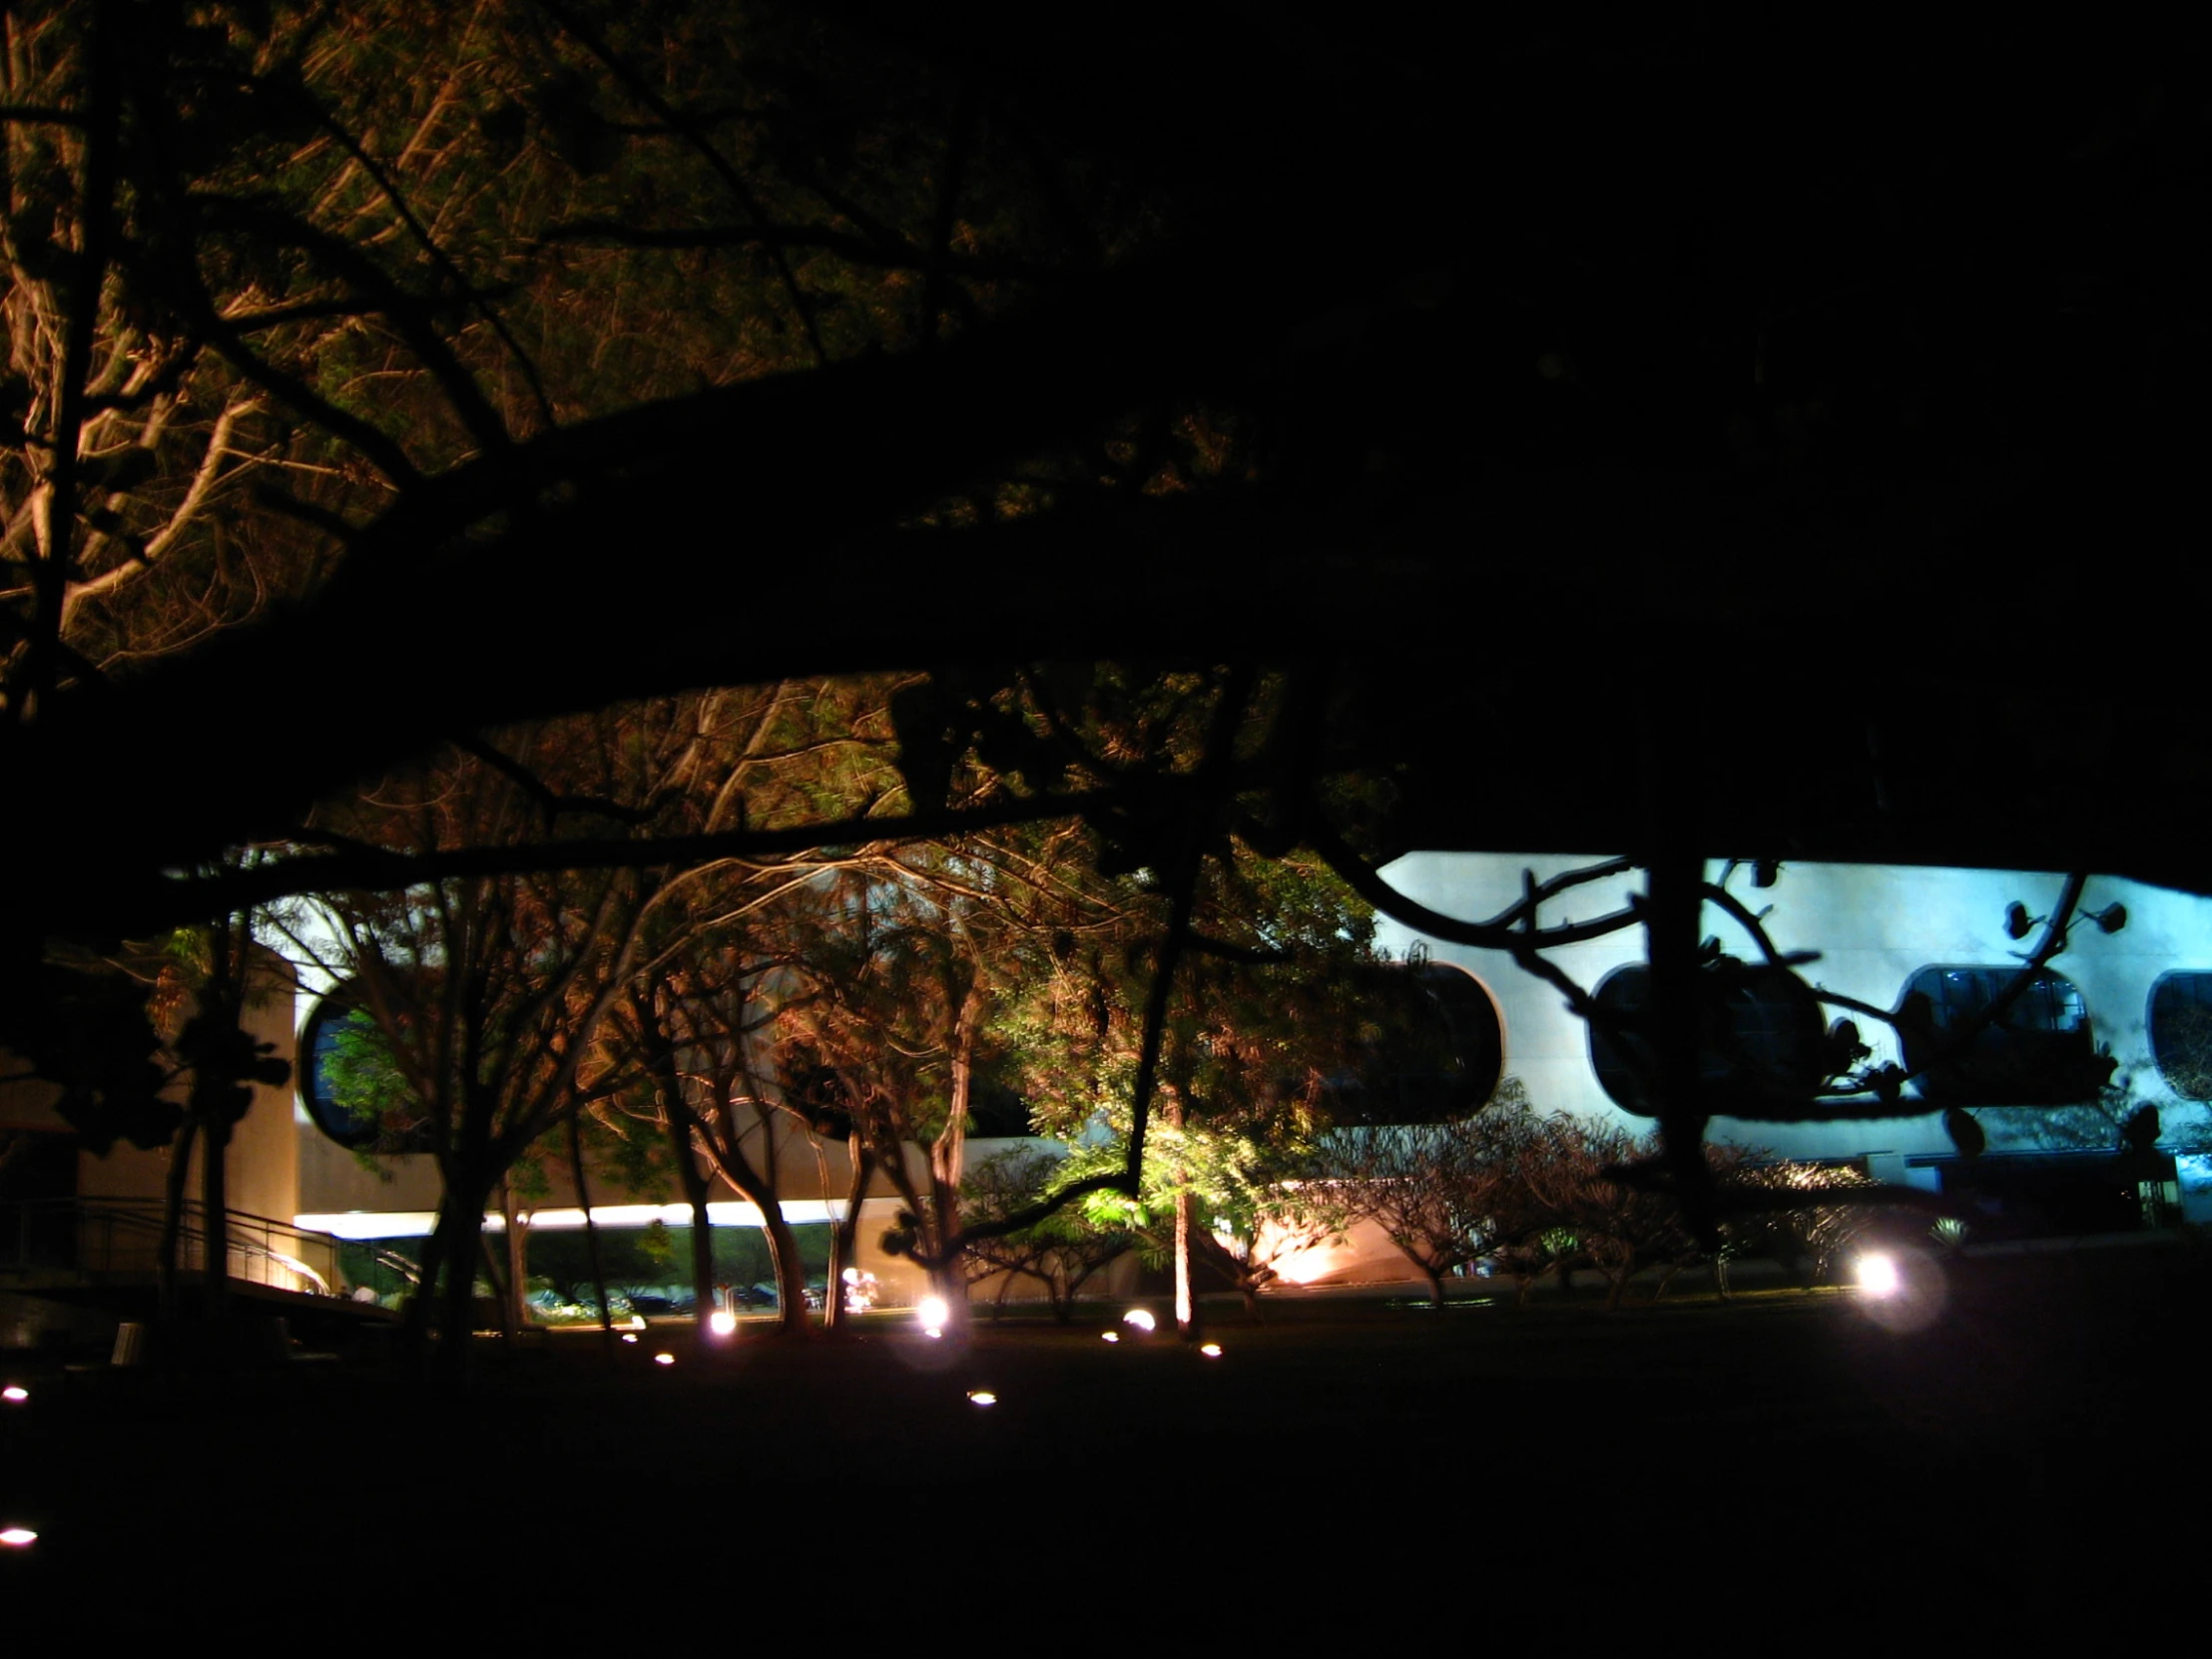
926 1259 967 1338
758 1202 809 1337
1173 1185 1197 1340
156 1117 197 1324
671 1127 717 1354
480 1228 515 1343
500 1177 528 1335
922 982 983 1342
567 1102 615 1356
430 1162 494 1388
1167 1090 1198 1341
403 1191 449 1355
1420 1261 1445 1308
693 1105 812 1336
200 1115 230 1327
824 1134 871 1334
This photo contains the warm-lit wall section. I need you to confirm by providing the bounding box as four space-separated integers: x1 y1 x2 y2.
75 949 300 1229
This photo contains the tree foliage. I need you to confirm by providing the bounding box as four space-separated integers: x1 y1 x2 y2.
4 2 2203 1269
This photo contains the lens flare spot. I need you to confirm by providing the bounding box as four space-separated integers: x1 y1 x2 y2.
918 1297 949 1329
1857 1252 1901 1299
709 1310 738 1337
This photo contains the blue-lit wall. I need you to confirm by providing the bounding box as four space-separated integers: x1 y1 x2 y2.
1372 855 2212 1185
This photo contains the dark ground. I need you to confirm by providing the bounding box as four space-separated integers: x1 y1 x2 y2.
3 1244 2203 1639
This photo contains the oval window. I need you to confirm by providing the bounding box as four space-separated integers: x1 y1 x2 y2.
1587 959 1826 1115
1897 965 2101 1105
2148 972 2212 1100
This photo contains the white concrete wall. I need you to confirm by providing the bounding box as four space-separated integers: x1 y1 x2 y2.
1372 854 2212 1163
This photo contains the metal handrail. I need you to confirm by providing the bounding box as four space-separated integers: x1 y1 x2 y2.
0 1197 352 1298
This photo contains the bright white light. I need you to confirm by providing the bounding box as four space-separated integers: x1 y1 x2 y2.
917 1297 949 1329
629 1315 647 1331
2 1385 26 1402
654 1353 675 1367
1122 1309 1156 1333
709 1310 738 1337
1101 1331 1120 1343
1200 1344 1223 1358
296 1198 853 1240
1857 1252 1902 1299
621 1333 639 1345
842 1267 860 1285
0 1527 35 1548
967 1389 996 1406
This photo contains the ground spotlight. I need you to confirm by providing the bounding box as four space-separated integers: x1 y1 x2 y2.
1101 1331 1119 1343
1856 1244 1947 1335
621 1333 639 1345
918 1296 949 1330
709 1310 738 1337
1856 1252 1901 1299
1200 1343 1223 1358
0 1527 36 1548
967 1389 997 1406
654 1352 675 1367
1122 1308 1156 1333
1 1384 25 1402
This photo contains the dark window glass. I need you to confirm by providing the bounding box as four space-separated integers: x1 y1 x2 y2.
2149 972 2212 1099
1327 962 1505 1126
1898 965 2100 1105
1588 960 1826 1116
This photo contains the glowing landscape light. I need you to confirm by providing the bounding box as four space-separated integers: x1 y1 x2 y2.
967 1389 997 1406
2 1384 26 1402
1200 1344 1223 1358
1100 1331 1119 1343
1857 1252 1902 1299
0 1527 36 1547
654 1352 675 1367
1122 1309 1156 1333
917 1296 949 1329
709 1310 738 1337
621 1333 639 1345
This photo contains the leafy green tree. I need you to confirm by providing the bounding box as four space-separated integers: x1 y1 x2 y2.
4 3 2202 1275
1002 798 1382 1333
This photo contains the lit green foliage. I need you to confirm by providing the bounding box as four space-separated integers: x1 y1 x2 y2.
958 1148 1132 1319
319 1008 414 1152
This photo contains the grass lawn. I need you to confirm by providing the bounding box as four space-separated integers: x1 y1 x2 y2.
4 1242 2202 1633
